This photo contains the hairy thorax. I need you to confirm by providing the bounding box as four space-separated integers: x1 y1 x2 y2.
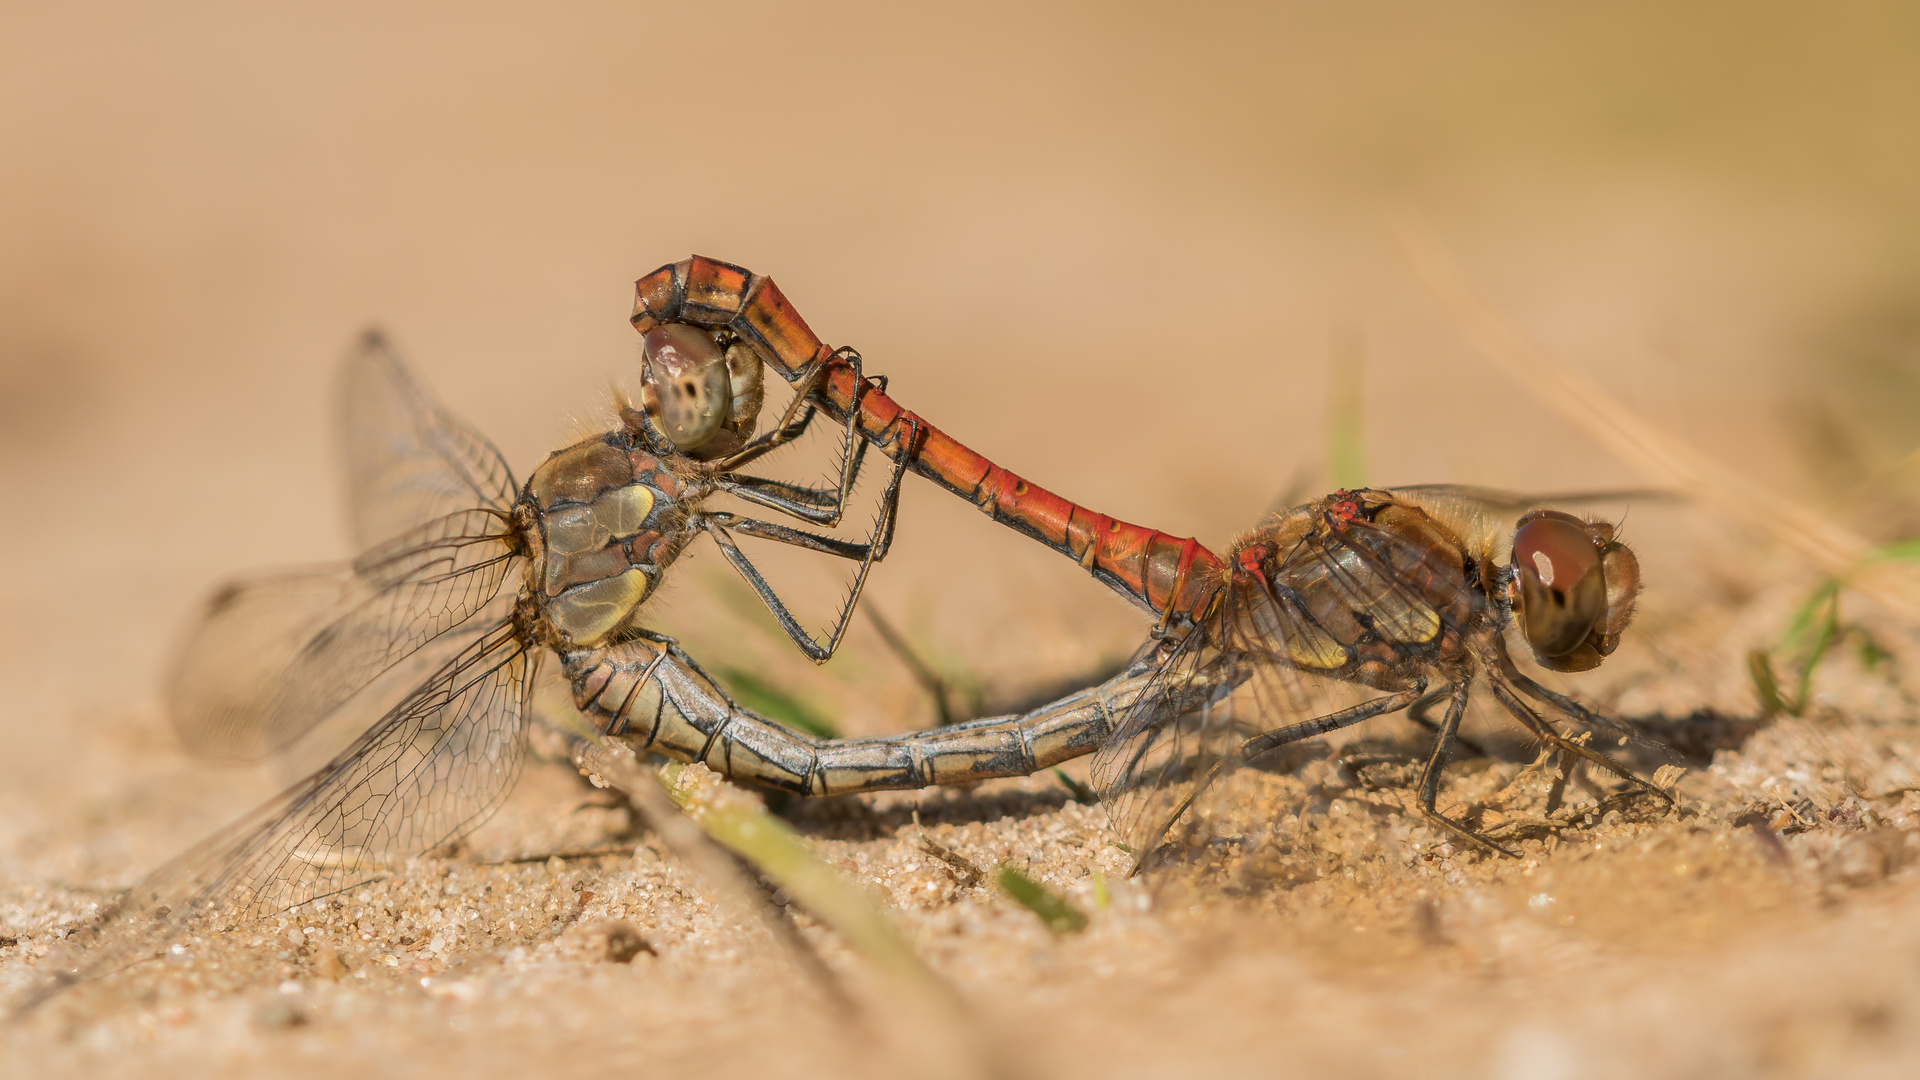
1230 490 1481 689
518 430 709 647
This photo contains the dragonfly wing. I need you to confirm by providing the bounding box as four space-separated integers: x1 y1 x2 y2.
1091 579 1402 866
41 629 529 1003
1303 505 1476 649
1391 484 1676 568
339 332 520 552
1091 629 1253 861
168 510 520 761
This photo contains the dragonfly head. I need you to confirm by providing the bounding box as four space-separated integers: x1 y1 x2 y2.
1505 510 1640 672
632 324 766 459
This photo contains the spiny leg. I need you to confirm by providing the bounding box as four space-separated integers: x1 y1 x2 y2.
701 513 873 554
719 469 861 513
717 432 874 521
715 349 890 528
695 417 920 663
1505 666 1676 762
713 347 840 470
1479 665 1674 809
1414 681 1520 858
723 399 822 467
699 516 882 662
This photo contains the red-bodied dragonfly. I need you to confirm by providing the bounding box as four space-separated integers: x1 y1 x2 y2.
630 257 1672 863
17 262 1660 1011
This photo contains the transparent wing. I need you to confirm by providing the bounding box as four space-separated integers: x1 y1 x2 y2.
34 628 529 1005
1094 505 1476 864
1093 596 1422 866
1393 483 1679 509
1391 484 1677 565
339 331 519 552
1310 510 1470 651
167 510 521 760
1091 627 1257 861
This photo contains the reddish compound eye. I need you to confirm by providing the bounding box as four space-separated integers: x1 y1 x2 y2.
640 324 731 451
1513 516 1598 594
1510 515 1605 659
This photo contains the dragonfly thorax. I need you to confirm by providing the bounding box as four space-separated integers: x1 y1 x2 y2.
521 431 699 647
1230 490 1480 685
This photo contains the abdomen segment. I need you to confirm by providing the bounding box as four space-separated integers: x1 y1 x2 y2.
565 637 1154 796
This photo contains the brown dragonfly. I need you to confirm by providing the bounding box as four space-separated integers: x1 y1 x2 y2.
630 258 1673 863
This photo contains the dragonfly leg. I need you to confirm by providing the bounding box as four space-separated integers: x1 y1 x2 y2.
716 399 821 468
715 350 897 529
1414 682 1521 858
711 348 838 470
716 469 860 513
1477 657 1675 809
1504 667 1672 760
1238 683 1430 765
1542 748 1580 816
1405 682 1488 758
693 417 920 663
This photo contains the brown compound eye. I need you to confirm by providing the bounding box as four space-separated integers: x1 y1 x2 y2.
1510 512 1607 664
640 324 731 451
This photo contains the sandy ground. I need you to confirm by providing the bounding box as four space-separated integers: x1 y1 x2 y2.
9 4 1920 1077
13 577 1920 1080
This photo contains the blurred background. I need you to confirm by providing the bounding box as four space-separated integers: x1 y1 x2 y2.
4 1 1920 840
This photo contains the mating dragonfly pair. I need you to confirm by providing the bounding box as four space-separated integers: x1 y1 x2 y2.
29 257 1670 1003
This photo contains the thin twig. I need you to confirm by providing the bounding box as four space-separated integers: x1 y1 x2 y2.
866 606 957 726
917 837 985 889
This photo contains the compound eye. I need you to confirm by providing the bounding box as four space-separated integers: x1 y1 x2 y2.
641 324 731 451
1511 515 1606 659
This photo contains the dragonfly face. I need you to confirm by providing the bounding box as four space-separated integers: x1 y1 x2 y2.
635 323 766 460
1505 509 1641 673
521 430 704 647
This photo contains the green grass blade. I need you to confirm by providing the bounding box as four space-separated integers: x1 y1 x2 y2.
997 867 1087 933
1789 589 1842 713
1051 768 1096 804
715 665 838 738
1329 331 1367 490
1865 538 1920 565
1748 649 1790 717
688 796 932 983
